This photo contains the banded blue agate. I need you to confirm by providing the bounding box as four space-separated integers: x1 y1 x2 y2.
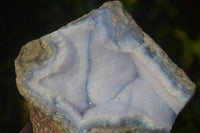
15 1 195 133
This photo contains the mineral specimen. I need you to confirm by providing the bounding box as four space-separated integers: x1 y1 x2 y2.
15 1 195 133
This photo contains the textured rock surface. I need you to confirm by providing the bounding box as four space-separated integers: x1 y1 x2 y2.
29 104 65 133
15 1 195 133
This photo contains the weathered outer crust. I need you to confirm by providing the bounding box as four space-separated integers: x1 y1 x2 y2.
143 32 196 97
15 1 195 133
15 39 52 99
30 104 66 133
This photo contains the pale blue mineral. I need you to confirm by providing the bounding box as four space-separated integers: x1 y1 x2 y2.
15 1 195 133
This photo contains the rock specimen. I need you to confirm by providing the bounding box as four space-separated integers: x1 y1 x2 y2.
15 1 195 133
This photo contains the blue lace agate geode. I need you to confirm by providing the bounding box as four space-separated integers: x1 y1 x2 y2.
15 1 195 133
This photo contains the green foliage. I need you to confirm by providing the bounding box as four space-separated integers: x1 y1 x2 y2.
20 100 30 125
0 0 199 132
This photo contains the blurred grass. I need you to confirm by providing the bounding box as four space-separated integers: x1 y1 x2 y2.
0 0 199 132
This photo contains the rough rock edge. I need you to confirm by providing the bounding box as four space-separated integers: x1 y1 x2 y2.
30 104 66 133
15 39 75 133
15 39 52 95
15 1 195 133
144 31 195 93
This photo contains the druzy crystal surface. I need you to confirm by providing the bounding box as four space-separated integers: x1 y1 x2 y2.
15 1 195 133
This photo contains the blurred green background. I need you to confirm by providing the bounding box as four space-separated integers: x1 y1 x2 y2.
0 0 199 132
